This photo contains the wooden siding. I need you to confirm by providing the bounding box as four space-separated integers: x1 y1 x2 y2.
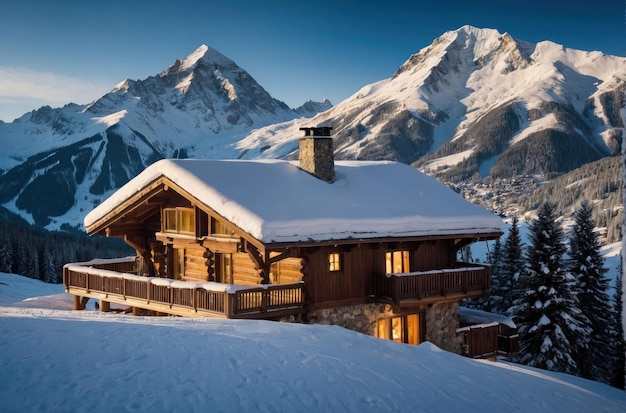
232 252 262 286
303 240 458 309
181 245 209 282
458 323 519 359
304 245 375 307
413 240 454 271
273 257 303 284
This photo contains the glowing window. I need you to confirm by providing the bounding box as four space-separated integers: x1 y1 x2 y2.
217 253 233 284
211 218 229 235
385 250 410 274
164 208 195 235
376 314 420 345
329 253 342 272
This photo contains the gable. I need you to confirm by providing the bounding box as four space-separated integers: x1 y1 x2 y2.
86 175 262 248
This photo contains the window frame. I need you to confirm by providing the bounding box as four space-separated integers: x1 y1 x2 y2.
216 252 233 284
211 217 230 235
163 207 195 236
329 252 342 273
385 250 410 274
376 314 420 345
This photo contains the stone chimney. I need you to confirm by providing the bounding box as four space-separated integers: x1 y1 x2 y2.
298 126 334 183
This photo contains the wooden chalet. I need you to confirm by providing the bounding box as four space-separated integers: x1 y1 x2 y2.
64 126 504 354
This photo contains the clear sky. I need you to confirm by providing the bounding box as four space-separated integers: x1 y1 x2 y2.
0 0 623 122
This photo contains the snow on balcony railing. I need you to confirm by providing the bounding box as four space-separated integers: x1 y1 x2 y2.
63 260 304 318
373 263 490 303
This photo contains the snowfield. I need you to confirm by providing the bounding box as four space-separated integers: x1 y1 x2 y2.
0 272 624 413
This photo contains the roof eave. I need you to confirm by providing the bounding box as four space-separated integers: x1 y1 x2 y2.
263 230 503 250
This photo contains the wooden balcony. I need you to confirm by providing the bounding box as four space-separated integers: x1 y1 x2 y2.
372 262 491 307
63 257 304 319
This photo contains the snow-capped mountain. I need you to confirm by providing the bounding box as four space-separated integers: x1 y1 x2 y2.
238 26 625 181
1 26 624 230
294 99 333 117
0 45 329 228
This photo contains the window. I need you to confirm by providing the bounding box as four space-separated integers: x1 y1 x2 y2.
385 250 410 274
172 248 185 280
329 253 342 272
376 314 420 345
164 208 195 235
211 218 230 235
216 253 233 284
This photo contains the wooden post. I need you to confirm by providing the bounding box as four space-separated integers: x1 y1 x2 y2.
224 293 232 318
132 306 142 316
392 276 399 305
261 289 269 313
100 300 111 312
72 295 89 310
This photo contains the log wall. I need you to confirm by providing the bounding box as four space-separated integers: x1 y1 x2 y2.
182 245 209 282
274 257 303 284
232 252 262 286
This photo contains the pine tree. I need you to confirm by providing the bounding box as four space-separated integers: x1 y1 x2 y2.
609 262 625 389
493 216 524 315
511 202 589 375
569 201 612 382
466 238 502 312
0 232 13 274
15 239 30 277
40 244 59 284
25 245 39 280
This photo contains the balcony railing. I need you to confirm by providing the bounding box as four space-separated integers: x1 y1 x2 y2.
63 258 304 319
372 262 490 305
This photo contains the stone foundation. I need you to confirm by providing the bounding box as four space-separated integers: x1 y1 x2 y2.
306 301 463 354
308 303 395 336
424 301 463 354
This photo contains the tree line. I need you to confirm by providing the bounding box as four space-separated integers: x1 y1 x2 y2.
0 219 132 284
515 156 622 244
466 201 624 389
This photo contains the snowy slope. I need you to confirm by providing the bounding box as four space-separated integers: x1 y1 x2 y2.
1 271 624 413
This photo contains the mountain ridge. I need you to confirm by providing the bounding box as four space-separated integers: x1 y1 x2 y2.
0 25 624 232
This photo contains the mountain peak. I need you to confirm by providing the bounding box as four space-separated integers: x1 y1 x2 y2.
165 44 237 75
179 44 210 70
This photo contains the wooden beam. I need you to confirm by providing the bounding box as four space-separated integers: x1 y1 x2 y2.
246 243 270 284
267 248 291 265
86 178 166 235
100 300 111 312
454 238 476 252
72 295 90 310
201 237 239 253
124 235 148 253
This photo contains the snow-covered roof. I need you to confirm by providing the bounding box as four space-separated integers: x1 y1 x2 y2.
458 306 517 329
84 159 503 243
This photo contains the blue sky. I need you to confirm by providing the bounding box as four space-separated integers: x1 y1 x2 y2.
0 0 623 122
